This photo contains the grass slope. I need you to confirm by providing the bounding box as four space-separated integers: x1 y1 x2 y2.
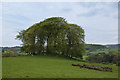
2 55 118 78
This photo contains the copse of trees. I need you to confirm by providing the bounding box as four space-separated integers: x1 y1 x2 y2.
86 52 120 66
16 17 85 59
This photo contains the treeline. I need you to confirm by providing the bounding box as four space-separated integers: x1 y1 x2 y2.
86 44 107 52
86 52 120 66
1 46 20 53
106 44 120 49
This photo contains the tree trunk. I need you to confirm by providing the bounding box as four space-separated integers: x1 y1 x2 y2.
46 36 50 54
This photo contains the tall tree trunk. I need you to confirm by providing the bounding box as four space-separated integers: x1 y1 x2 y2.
46 36 49 54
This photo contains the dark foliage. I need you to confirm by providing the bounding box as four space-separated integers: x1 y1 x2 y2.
86 52 119 65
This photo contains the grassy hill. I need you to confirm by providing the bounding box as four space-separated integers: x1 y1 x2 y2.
2 55 118 78
85 44 119 55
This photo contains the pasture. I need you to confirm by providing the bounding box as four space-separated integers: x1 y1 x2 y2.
2 55 118 78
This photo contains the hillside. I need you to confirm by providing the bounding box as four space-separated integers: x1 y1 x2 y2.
2 55 118 78
85 44 119 54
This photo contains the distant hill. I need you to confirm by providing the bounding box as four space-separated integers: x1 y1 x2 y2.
86 44 119 50
105 44 120 49
85 44 107 51
85 44 119 54
1 46 21 53
1 44 119 53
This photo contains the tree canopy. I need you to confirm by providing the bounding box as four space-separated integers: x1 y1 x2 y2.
16 17 85 59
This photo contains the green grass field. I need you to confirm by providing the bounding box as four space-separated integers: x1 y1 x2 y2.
86 48 118 54
2 55 118 78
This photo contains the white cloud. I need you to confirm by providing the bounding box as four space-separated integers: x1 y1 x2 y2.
2 2 118 46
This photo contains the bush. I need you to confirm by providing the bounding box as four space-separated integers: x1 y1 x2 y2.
116 55 120 66
2 50 18 57
86 52 118 65
116 61 120 66
18 53 28 56
2 51 10 57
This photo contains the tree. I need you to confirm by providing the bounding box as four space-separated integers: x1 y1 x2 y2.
16 17 85 59
39 17 68 55
66 24 85 58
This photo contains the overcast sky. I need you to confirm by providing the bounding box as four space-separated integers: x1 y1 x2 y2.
2 2 118 47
